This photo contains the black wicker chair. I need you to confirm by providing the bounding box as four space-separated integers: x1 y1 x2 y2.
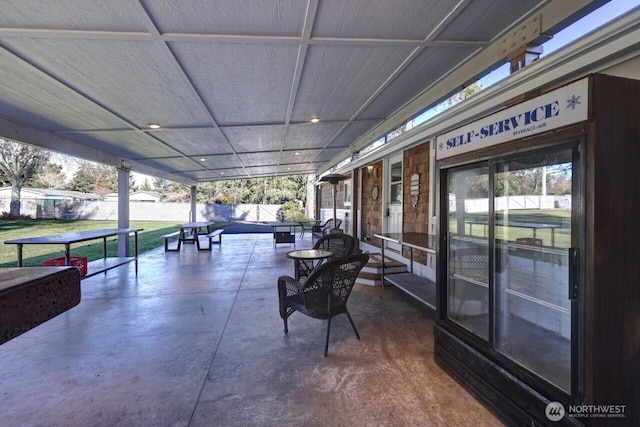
313 232 355 256
311 218 342 240
293 233 357 280
278 253 369 356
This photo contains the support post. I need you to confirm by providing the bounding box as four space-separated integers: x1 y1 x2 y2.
190 186 197 222
117 166 130 256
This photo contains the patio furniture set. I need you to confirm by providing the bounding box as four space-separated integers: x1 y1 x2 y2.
3 222 364 357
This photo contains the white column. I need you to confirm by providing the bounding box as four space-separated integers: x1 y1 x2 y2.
117 167 130 256
190 185 197 222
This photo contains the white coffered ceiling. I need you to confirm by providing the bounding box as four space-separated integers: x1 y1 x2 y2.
0 0 605 184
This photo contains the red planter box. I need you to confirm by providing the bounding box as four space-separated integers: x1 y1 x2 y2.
43 256 88 277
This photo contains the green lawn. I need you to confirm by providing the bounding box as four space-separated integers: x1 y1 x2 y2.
0 219 230 268
448 209 571 248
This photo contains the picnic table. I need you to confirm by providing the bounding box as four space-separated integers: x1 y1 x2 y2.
467 220 561 246
4 228 142 278
163 221 221 251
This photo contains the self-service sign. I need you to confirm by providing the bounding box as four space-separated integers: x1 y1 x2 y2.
436 77 589 160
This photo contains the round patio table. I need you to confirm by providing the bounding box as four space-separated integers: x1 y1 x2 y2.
286 249 335 280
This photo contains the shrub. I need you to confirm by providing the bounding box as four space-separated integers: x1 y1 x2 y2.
1 211 32 220
278 201 309 222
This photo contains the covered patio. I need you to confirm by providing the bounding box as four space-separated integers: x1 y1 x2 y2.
0 233 499 426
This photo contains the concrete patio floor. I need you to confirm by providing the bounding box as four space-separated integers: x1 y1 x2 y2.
0 233 501 426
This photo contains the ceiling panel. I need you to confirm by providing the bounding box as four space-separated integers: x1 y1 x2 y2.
238 151 281 167
196 153 244 170
1 38 213 128
0 49 132 132
171 42 298 126
151 127 231 157
62 131 184 160
145 0 306 36
328 119 385 150
291 44 415 122
360 45 479 120
284 122 349 150
0 0 147 31
222 125 286 153
313 0 454 39
280 149 323 165
137 156 206 175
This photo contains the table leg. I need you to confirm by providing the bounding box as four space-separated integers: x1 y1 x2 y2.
16 244 23 267
409 247 414 273
380 243 386 288
134 231 139 275
65 244 71 266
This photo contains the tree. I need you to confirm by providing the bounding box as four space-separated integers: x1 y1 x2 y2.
30 163 68 189
162 183 190 202
439 82 483 111
69 161 118 196
0 138 50 215
194 175 309 205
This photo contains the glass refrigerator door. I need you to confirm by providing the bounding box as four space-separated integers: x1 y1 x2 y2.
444 141 581 395
493 147 576 394
446 165 490 341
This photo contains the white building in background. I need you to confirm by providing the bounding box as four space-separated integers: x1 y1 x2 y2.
103 191 163 203
0 187 100 218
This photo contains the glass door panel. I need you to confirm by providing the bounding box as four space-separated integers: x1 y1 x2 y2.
494 148 574 393
447 165 490 340
386 155 403 251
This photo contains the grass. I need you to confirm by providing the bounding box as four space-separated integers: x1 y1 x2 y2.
0 219 231 268
448 209 571 248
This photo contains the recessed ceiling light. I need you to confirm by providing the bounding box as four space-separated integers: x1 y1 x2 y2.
147 123 161 129
294 152 300 155
310 117 320 123
220 172 224 175
199 158 206 162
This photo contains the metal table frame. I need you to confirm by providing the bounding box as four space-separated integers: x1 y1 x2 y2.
4 228 142 278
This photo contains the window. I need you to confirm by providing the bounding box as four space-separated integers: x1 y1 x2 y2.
343 179 352 206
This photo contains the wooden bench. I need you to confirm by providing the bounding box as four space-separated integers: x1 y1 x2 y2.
197 229 223 251
162 231 182 252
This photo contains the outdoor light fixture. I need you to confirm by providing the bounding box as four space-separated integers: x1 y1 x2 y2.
319 174 347 234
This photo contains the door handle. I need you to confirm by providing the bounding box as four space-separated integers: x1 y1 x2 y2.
568 248 578 300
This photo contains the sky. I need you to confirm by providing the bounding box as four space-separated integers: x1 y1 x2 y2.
480 0 639 87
